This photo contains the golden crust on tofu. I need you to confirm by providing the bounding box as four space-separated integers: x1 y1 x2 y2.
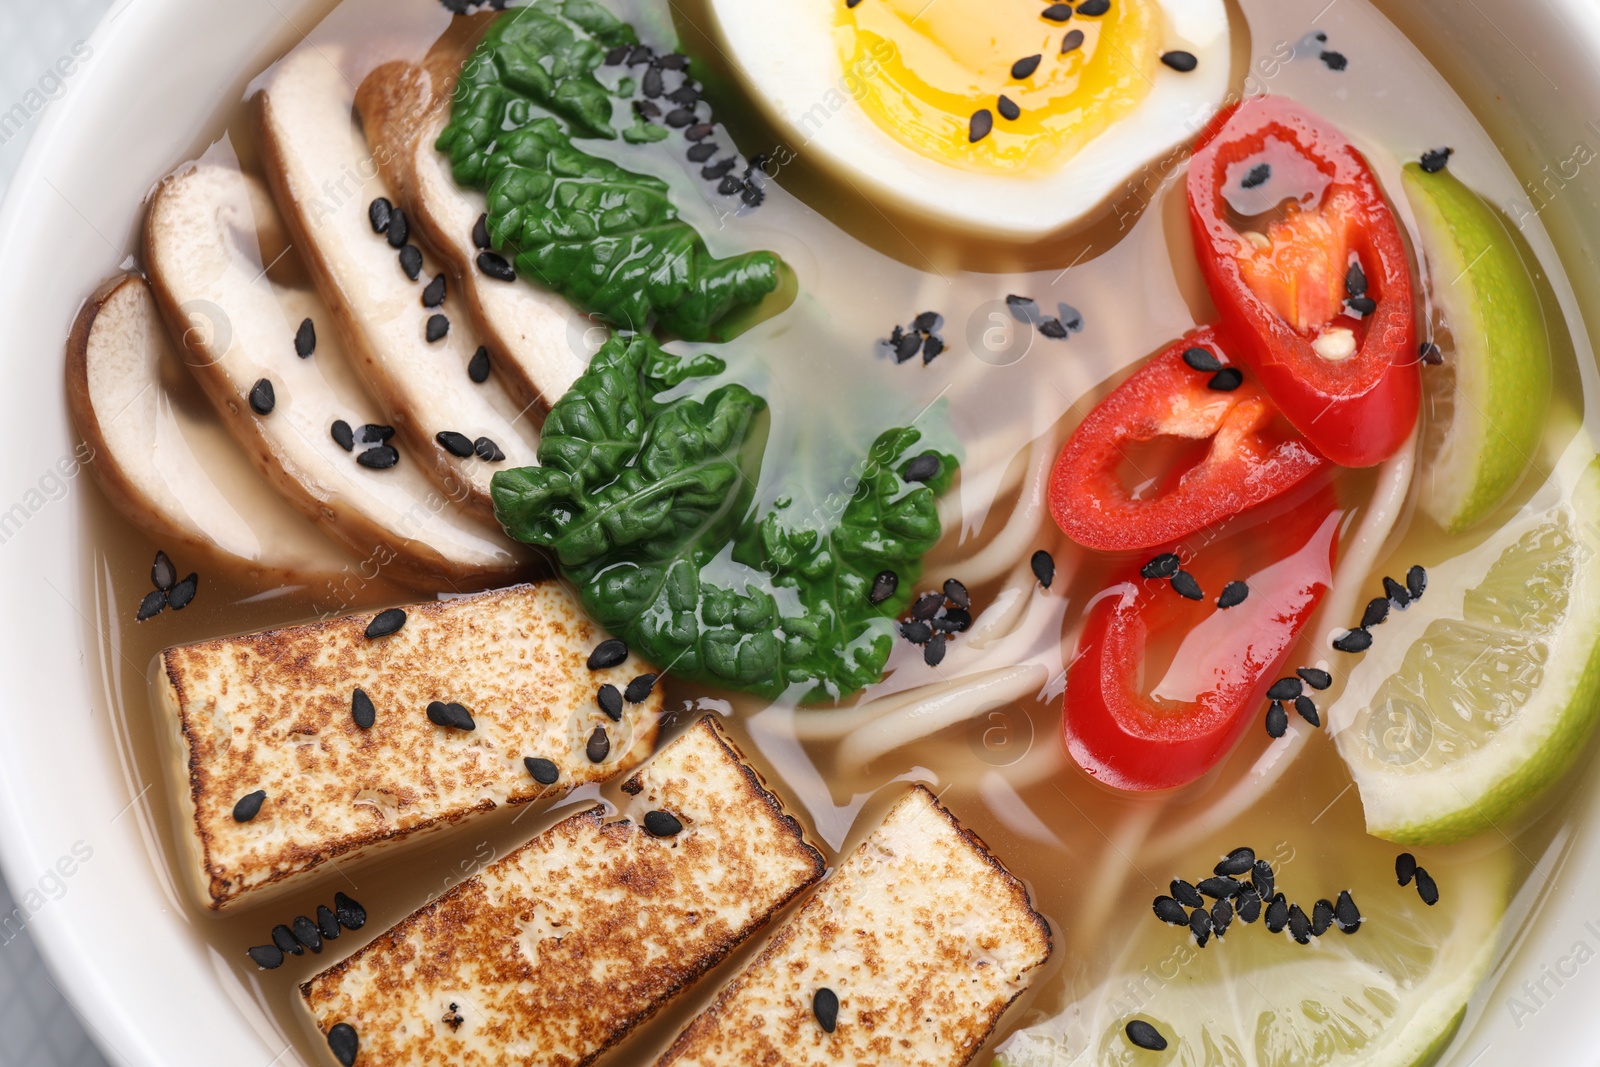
301 716 825 1067
656 785 1053 1067
160 582 660 909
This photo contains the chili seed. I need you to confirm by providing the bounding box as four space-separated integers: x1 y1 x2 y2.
293 914 323 953
997 94 1021 122
272 924 301 956
351 688 376 730
136 589 167 621
1237 887 1262 923
1333 627 1373 653
472 212 490 249
1217 580 1248 608
368 198 392 234
1361 596 1390 627
1208 367 1243 391
869 570 899 605
425 314 450 343
943 578 970 609
1311 899 1334 937
399 244 423 280
904 453 943 483
1171 570 1203 600
1171 879 1203 908
1297 667 1333 690
1266 677 1303 702
1211 897 1234 937
295 317 316 358
358 445 399 470
468 346 491 383
1160 50 1198 72
643 810 684 837
1264 896 1289 933
1060 28 1085 52
1415 867 1440 905
477 252 516 281
1321 50 1349 71
248 378 275 415
436 430 474 458
588 638 628 670
232 790 266 823
1041 3 1073 20
1241 163 1270 189
1407 564 1427 599
327 1023 359 1067
1252 859 1275 899
1266 702 1288 738
1293 694 1320 726
365 607 406 638
167 574 198 611
422 274 447 308
1077 0 1109 14
587 725 611 763
331 419 355 451
317 904 341 941
334 891 367 930
525 756 559 786
968 108 993 143
1190 906 1212 947
247 944 284 970
625 674 657 703
386 209 408 248
1288 903 1312 943
597 684 624 721
426 700 476 731
1126 1020 1167 1052
924 634 947 666
1038 317 1069 339
1141 553 1181 579
474 437 505 462
1335 889 1362 932
1198 876 1242 899
1420 146 1453 173
900 620 933 645
1214 847 1255 877
813 987 839 1033
1153 896 1188 925
1182 346 1222 372
1032 549 1056 588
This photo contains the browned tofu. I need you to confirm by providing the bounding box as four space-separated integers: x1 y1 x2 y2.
301 715 826 1067
655 785 1053 1067
159 582 660 909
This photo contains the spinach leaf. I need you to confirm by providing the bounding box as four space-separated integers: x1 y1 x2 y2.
492 336 957 703
437 2 785 340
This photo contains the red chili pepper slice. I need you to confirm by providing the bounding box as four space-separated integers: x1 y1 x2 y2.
1062 479 1341 791
1048 327 1329 553
1187 96 1419 468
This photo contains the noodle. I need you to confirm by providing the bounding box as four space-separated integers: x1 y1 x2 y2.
838 663 1050 771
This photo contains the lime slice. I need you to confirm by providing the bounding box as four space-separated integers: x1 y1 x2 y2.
1403 161 1551 533
1331 436 1600 845
995 848 1511 1066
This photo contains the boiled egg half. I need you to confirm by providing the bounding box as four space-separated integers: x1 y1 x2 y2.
708 0 1232 238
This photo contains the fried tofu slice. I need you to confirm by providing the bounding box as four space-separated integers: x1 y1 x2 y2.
159 582 660 909
301 716 825 1066
655 785 1053 1067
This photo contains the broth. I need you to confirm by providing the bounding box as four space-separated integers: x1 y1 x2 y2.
78 0 1599 1062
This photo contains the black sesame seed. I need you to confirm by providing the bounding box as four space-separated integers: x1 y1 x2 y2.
1311 899 1334 937
472 212 491 249
1058 303 1084 331
427 700 476 731
943 578 970 609
1041 2 1073 20
1298 667 1333 690
643 810 684 837
1384 576 1412 608
248 378 275 415
1420 146 1453 173
369 198 392 234
634 98 662 122
474 436 505 462
436 430 474 458
1160 50 1198 72
1266 702 1288 738
1032 549 1056 589
386 208 409 249
1060 28 1085 52
168 573 198 609
1252 859 1275 899
1171 570 1203 600
1171 879 1203 908
597 683 624 721
1266 677 1303 702
467 346 491 383
1198 876 1243 899
1211 897 1234 937
603 44 629 64
293 914 323 953
1011 54 1042 80
1153 895 1188 925
1236 887 1262 923
642 66 664 98
327 1023 359 1067
525 756 560 786
1125 1020 1167 1052
892 329 922 363
1264 896 1289 933
587 725 611 763
1077 0 1109 14
334 891 367 931
477 251 516 281
365 607 407 638
247 944 285 970
1141 552 1181 580
425 314 450 343
317 904 341 942
422 274 447 308
921 334 945 363
1006 293 1038 316
657 52 690 70
136 588 167 621
625 674 657 703
351 688 376 730
331 419 355 452
358 445 400 470
1208 367 1244 391
150 550 177 592
272 924 302 956
1346 295 1377 316
924 633 948 666
912 592 945 621
1241 163 1271 190
1406 564 1428 600
687 142 719 163
1334 889 1362 932
1217 581 1249 608
932 608 972 633
1415 867 1440 905
1038 317 1069 339
702 158 738 180
665 107 697 128
667 86 700 107
295 317 317 358
997 95 1021 122
391 245 420 284
968 108 994 143
869 570 899 605
360 423 396 443
1420 341 1444 365
1288 903 1312 943
1293 694 1320 727
904 453 943 484
1182 346 1223 372
685 122 715 141
1333 627 1373 653
1361 596 1390 628
813 987 840 1033
900 620 933 645
1189 905 1212 947
1320 50 1348 71
626 44 654 66
232 790 266 823
1214 847 1255 876
588 638 629 670
1346 261 1367 298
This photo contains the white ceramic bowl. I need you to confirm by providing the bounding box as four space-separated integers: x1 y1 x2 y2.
5 1 1600 1064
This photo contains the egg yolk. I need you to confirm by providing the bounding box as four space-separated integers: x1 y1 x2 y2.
836 0 1159 174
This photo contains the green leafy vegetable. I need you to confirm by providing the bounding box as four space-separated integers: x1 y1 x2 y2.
437 2 785 340
492 335 957 702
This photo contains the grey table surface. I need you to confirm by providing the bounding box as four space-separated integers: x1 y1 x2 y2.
1 1 118 1065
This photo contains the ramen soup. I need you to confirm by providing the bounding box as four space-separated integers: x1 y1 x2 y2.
64 0 1600 1063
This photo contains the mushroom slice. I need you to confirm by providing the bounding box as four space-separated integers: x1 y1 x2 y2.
355 46 595 412
66 273 353 585
254 44 540 519
144 162 527 590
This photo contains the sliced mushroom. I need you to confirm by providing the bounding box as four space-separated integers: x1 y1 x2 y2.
253 45 540 520
143 162 527 589
354 45 595 412
66 273 355 585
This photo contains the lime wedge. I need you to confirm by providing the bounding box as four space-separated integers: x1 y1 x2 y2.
1331 436 1600 845
995 848 1511 1067
1403 162 1551 533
